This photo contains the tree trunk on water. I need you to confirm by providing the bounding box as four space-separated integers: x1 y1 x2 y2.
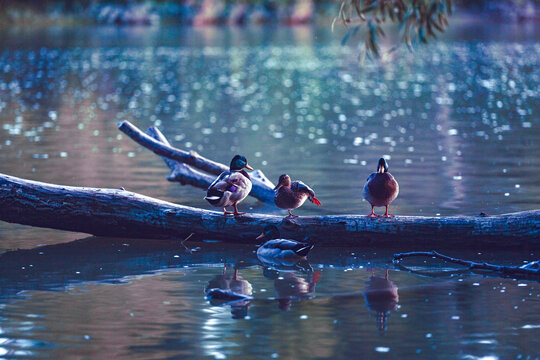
1 172 539 248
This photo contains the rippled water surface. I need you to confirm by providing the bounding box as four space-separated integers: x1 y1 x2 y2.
0 21 540 359
1 239 540 359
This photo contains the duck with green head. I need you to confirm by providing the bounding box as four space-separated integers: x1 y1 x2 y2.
363 158 399 217
205 155 253 216
273 174 321 218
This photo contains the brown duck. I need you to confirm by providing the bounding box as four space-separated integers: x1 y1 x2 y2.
273 174 321 218
363 158 399 217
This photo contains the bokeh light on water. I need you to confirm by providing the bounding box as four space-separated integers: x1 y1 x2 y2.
0 24 539 228
0 21 539 359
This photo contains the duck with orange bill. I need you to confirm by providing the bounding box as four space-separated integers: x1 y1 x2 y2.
205 155 253 216
273 174 321 218
363 158 399 217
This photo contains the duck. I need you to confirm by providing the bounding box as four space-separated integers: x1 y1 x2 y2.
273 174 321 218
256 225 314 265
205 155 253 216
363 158 399 217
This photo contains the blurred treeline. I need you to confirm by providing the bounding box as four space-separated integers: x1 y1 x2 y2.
0 0 538 26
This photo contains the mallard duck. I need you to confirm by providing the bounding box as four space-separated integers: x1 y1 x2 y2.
273 174 321 218
205 155 253 216
256 225 314 265
363 158 399 217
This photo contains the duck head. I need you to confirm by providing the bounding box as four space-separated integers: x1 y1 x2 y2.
256 224 280 240
230 155 253 171
273 174 291 190
377 158 389 173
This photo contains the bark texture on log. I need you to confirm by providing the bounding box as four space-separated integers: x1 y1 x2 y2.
1 173 540 248
118 121 276 203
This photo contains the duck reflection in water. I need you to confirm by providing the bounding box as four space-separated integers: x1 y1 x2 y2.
363 269 399 335
205 263 253 319
263 268 321 311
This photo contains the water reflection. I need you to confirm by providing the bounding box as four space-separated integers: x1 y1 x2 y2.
0 237 539 358
205 265 253 319
363 269 399 335
261 267 320 312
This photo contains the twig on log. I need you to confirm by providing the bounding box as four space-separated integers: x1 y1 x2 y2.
118 120 276 203
1 172 540 246
393 251 540 279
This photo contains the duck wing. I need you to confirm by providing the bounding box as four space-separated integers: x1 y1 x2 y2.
205 171 233 205
293 181 321 206
262 239 314 256
208 171 231 191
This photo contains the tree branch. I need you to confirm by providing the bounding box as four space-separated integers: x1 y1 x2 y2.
118 120 276 203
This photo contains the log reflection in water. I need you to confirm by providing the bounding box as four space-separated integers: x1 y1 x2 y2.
0 236 391 300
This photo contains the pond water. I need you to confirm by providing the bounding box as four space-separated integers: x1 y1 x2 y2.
0 239 539 359
0 20 539 359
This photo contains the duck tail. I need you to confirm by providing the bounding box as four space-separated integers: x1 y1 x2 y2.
295 244 314 257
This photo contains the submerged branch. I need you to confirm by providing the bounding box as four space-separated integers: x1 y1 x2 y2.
393 251 540 279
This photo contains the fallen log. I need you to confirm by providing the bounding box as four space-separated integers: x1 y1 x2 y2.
118 120 276 203
1 172 539 247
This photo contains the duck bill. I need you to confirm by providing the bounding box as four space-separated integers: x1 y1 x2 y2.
273 183 283 191
256 232 265 240
245 164 254 170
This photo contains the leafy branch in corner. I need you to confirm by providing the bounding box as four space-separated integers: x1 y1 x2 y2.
335 0 453 61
